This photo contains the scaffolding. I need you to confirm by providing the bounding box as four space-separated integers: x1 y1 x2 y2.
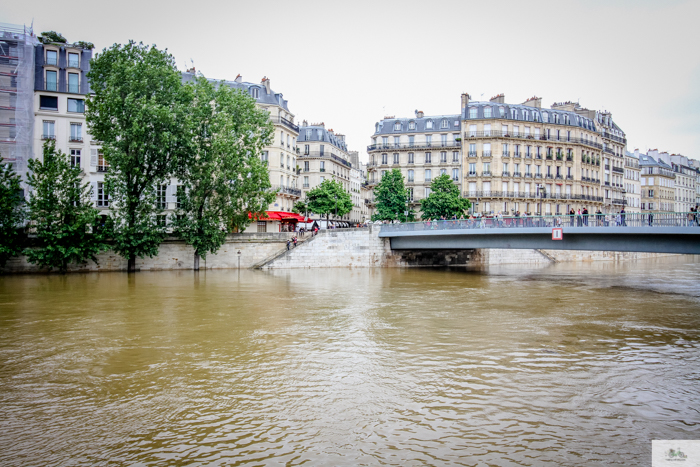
0 22 37 183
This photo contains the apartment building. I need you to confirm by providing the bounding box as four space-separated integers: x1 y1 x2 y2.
639 153 675 213
669 154 696 213
297 121 355 223
623 151 641 212
461 94 605 216
348 151 369 223
367 111 462 212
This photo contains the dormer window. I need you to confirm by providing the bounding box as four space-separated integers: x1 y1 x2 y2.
306 130 311 139
468 107 477 118
408 121 416 130
45 49 58 66
484 107 492 118
441 119 448 128
511 109 517 120
251 87 259 99
394 121 401 131
542 112 549 123
499 106 505 117
426 120 433 129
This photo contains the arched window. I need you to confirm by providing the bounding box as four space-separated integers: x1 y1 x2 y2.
251 87 259 99
469 107 477 118
511 108 518 120
484 107 492 118
394 121 401 131
426 120 433 129
408 121 416 130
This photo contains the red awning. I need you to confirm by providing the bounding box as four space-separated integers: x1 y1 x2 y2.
249 211 307 222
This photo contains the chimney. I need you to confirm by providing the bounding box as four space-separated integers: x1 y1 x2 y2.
415 110 424 118
261 76 271 94
302 119 308 127
461 93 470 110
489 93 505 104
234 74 242 83
522 96 542 109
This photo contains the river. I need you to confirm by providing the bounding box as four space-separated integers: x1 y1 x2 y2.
1 257 699 466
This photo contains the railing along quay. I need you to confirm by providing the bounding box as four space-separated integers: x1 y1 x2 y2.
380 212 700 232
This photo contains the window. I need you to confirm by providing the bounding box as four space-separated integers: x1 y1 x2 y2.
382 136 388 147
393 153 399 164
408 169 414 182
408 188 414 201
483 143 491 157
394 121 401 131
408 152 414 164
46 49 58 66
484 124 491 136
441 134 447 145
303 161 309 171
469 162 476 174
542 112 549 123
440 168 447 176
97 152 109 172
452 168 459 181
320 176 325 182
70 149 81 168
156 185 167 210
440 151 447 163
45 70 57 91
261 151 269 164
409 121 416 130
469 124 477 137
452 151 459 162
425 187 431 197
67 98 84 113
303 176 309 188
42 121 55 139
251 88 259 99
503 163 509 173
469 107 477 118
425 152 431 163
441 119 448 128
68 52 79 68
319 144 324 156
39 95 58 110
97 182 109 207
425 169 432 181
70 123 82 142
426 120 433 129
469 143 476 156
484 107 492 118
320 161 326 172
483 162 491 174
381 154 387 164
394 136 400 147
68 73 80 93
426 135 432 146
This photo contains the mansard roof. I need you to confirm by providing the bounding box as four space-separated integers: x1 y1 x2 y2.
464 101 598 132
298 125 348 152
181 72 291 112
374 114 461 135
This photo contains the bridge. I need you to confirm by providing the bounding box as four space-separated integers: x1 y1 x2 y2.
378 212 700 255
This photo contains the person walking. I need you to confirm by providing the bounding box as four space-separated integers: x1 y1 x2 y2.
286 239 291 250
293 236 298 248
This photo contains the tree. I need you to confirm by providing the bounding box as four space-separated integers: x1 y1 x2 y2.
372 168 414 222
86 41 192 272
38 31 67 44
0 159 25 267
292 199 308 215
24 141 107 273
306 179 352 226
172 76 275 270
420 173 471 220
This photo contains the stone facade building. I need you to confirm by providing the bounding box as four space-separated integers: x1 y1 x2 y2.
624 151 641 212
639 152 676 213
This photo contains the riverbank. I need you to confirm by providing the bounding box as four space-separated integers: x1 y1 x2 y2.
0 227 685 273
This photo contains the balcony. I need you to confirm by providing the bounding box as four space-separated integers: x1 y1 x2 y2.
567 175 573 180
545 174 554 179
513 172 521 177
42 134 56 140
97 166 109 172
513 152 522 158
69 136 83 142
468 151 477 157
367 140 461 152
270 116 299 133
467 172 478 177
605 164 610 170
535 173 543 178
482 151 492 158
612 166 624 174
271 185 302 197
502 152 510 158
482 171 492 177
524 173 533 178
464 130 604 149
501 171 510 177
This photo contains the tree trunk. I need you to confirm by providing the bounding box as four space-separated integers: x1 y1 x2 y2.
127 256 136 273
194 252 200 271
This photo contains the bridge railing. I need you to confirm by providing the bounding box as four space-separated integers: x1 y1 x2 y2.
380 212 700 233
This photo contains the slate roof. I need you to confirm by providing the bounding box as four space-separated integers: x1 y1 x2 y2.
464 101 598 132
374 114 461 136
181 72 290 112
298 125 348 152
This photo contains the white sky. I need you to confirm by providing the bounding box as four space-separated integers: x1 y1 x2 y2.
5 0 700 162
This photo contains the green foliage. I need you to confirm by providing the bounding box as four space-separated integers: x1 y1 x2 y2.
292 200 308 215
172 76 274 260
24 141 107 272
306 179 352 222
39 31 67 44
420 174 471 220
85 41 192 270
0 159 25 267
372 168 414 222
75 41 95 50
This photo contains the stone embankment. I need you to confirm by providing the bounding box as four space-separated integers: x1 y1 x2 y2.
1 227 680 273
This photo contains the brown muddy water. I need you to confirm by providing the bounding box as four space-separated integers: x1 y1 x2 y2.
1 257 699 466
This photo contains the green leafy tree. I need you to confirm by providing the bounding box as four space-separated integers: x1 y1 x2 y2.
420 173 471 220
0 159 25 267
306 179 352 226
86 41 192 272
372 168 414 222
292 199 308 216
24 141 107 273
172 76 274 270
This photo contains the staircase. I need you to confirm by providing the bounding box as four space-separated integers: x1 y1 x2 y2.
250 233 319 269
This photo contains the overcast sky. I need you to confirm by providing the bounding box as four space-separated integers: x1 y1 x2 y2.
6 0 700 162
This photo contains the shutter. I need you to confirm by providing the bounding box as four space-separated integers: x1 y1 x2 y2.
90 182 97 201
90 149 97 167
